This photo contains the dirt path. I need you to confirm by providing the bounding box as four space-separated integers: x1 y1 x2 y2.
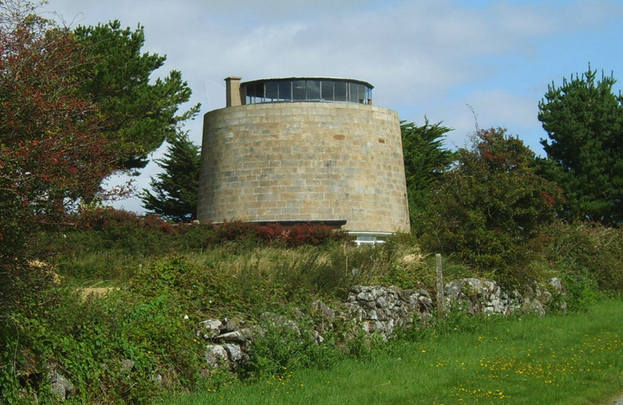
78 287 118 298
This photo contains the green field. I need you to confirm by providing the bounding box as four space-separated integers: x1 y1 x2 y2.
162 299 623 405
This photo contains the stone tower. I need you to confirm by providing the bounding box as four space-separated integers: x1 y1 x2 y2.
197 76 410 243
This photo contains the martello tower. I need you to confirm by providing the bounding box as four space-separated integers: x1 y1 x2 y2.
197 76 410 243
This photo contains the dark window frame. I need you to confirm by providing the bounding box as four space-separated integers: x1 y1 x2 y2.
242 78 372 105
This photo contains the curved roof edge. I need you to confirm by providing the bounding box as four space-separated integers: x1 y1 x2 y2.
242 76 374 89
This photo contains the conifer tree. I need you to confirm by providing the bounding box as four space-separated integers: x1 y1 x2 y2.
73 21 201 172
401 119 455 223
538 67 623 225
141 133 200 222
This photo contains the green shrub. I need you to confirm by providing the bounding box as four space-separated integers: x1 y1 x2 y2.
243 318 343 381
414 128 564 288
535 221 623 303
27 209 350 288
23 206 623 403
0 286 207 404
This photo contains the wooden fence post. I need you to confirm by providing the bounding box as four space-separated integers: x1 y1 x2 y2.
436 253 445 315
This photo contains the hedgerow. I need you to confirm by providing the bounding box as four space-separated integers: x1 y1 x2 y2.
3 205 623 404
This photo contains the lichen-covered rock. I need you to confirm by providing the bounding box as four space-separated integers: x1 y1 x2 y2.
344 285 432 340
198 319 223 340
444 278 565 316
217 329 252 344
48 369 74 402
205 345 229 369
445 278 519 315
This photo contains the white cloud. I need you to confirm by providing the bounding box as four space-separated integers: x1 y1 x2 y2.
39 0 623 211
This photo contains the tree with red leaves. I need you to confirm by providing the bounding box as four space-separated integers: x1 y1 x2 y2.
415 128 564 286
0 1 118 308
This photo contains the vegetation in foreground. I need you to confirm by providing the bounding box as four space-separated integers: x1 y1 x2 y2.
162 299 623 405
0 208 621 404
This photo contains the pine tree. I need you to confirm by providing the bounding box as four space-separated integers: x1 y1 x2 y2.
538 66 623 225
73 21 201 172
141 133 200 222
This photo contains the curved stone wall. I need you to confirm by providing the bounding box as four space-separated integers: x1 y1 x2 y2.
197 102 410 234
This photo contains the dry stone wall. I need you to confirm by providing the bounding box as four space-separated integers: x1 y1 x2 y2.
199 279 565 370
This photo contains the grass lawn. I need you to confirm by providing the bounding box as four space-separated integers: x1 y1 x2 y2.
161 299 623 405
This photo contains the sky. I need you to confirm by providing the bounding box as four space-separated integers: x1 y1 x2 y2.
42 0 623 213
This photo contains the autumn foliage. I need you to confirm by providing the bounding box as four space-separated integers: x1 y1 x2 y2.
0 3 121 317
63 207 347 249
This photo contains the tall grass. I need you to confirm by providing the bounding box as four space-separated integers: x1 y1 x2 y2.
125 242 430 319
163 299 623 405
